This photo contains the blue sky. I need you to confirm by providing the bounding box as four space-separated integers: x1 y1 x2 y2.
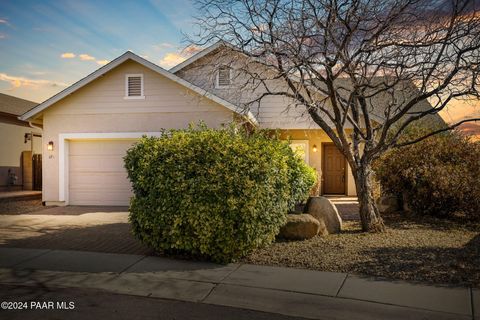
0 0 198 102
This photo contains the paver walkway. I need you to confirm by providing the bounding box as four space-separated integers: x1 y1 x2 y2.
0 209 150 255
328 196 359 220
0 247 476 320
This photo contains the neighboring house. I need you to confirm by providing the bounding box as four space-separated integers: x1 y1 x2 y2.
457 122 480 141
0 93 41 191
19 45 443 206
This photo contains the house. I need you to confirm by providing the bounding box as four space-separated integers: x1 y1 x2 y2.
19 44 443 206
0 93 41 191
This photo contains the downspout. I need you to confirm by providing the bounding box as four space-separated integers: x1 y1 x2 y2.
28 121 43 131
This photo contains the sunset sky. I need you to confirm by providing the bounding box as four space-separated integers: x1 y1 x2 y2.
0 0 478 123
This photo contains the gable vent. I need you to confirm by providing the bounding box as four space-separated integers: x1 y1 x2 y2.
216 66 231 88
125 74 144 98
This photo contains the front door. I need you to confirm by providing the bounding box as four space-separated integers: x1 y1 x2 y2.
323 144 345 194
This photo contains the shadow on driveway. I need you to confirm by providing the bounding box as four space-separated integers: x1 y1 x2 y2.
0 206 151 255
0 223 152 255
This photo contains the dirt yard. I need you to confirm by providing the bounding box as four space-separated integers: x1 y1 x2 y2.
245 214 480 288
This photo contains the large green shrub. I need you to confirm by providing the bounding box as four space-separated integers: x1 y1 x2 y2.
374 129 480 220
124 124 316 262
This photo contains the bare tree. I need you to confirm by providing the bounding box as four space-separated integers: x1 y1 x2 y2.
188 0 480 232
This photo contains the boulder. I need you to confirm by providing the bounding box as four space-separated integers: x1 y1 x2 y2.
305 196 342 233
376 194 400 214
279 214 324 240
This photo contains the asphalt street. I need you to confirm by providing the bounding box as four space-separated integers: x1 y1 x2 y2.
0 284 310 320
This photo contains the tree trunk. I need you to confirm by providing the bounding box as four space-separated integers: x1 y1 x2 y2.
355 162 386 232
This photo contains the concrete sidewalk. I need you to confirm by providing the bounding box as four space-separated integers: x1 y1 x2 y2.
0 247 477 320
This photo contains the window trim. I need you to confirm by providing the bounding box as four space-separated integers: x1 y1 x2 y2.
124 74 145 99
215 66 232 89
289 140 310 164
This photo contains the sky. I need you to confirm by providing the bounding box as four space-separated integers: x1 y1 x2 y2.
0 0 477 123
0 0 199 103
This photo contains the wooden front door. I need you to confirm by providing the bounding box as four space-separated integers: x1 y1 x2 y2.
323 144 346 194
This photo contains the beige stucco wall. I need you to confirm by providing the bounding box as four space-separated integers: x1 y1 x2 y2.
0 122 41 167
279 129 357 196
41 60 234 203
0 122 42 189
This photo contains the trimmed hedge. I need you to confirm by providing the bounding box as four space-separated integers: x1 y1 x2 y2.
124 125 316 262
374 129 480 220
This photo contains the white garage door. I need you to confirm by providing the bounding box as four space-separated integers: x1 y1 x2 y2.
69 140 136 206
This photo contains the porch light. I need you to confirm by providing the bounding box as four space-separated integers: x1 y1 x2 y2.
312 144 318 152
47 141 54 151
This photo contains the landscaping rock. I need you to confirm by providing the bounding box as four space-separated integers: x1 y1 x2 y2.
376 195 400 214
279 214 322 240
305 196 342 233
316 217 329 236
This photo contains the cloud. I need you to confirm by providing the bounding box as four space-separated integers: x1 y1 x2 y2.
159 53 186 68
182 44 202 56
96 59 110 66
61 52 76 58
79 54 95 61
158 45 204 68
0 72 68 89
0 19 11 27
0 33 6 39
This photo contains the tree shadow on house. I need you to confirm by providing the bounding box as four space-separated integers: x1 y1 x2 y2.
348 233 480 288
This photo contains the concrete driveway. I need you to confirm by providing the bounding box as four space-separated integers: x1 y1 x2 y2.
0 206 151 255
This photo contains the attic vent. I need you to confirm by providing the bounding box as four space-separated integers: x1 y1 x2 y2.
216 66 231 88
125 74 144 99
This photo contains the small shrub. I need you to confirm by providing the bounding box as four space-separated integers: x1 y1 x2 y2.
374 129 480 220
124 124 316 262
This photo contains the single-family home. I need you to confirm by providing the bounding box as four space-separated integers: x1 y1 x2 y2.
19 43 443 206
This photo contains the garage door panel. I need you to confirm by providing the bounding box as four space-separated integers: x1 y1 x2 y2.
68 140 136 206
69 140 134 155
69 156 127 172
70 172 130 188
69 191 132 206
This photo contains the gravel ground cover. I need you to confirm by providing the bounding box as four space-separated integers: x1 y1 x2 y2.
244 213 480 288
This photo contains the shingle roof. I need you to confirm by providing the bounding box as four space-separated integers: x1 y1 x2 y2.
0 93 38 116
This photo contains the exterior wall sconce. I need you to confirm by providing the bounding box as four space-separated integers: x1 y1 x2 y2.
47 141 54 151
24 133 32 144
312 144 318 152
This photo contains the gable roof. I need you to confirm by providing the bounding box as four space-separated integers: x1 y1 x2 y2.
0 93 37 116
20 51 257 124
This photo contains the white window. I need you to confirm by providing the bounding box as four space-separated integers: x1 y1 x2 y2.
125 74 144 99
216 66 231 88
289 140 309 163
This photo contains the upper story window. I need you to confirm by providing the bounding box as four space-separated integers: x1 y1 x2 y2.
215 66 232 88
125 74 144 99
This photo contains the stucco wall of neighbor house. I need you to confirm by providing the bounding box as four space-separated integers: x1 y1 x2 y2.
40 60 234 204
0 122 41 189
278 129 357 196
